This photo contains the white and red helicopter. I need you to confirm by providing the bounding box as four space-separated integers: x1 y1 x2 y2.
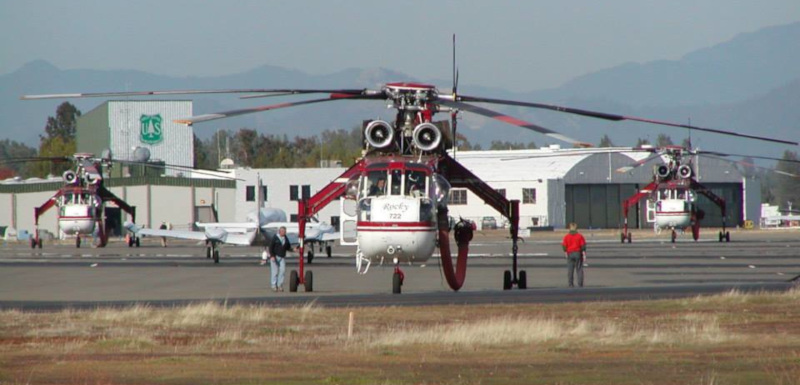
23 41 797 292
19 153 137 248
617 145 800 243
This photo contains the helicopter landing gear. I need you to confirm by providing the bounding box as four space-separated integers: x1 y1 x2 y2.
392 264 405 294
288 269 314 292
30 238 42 249
127 236 140 248
719 231 730 242
621 232 632 244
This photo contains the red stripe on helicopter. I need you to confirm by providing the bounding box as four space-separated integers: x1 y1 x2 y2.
59 216 93 220
357 221 435 227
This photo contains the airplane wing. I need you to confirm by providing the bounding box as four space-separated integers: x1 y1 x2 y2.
126 222 257 245
262 222 339 243
136 228 209 241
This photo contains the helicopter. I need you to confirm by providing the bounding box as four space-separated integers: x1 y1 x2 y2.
22 40 798 292
617 146 800 243
24 152 138 248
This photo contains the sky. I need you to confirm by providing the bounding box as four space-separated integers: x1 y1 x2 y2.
2 0 799 92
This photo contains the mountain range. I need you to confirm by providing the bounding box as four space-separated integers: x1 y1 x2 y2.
1 22 799 157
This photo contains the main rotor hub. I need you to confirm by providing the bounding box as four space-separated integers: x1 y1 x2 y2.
383 83 438 112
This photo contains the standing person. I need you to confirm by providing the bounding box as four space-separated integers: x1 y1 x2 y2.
269 226 293 292
562 222 587 287
159 221 167 247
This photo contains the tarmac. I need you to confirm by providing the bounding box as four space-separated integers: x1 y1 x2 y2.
0 227 798 310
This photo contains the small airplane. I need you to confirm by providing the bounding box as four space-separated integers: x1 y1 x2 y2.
124 178 337 264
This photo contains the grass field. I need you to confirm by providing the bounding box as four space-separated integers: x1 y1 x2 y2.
2 289 799 384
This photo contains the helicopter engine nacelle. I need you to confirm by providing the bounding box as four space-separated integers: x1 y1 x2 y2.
677 164 693 179
364 120 395 149
656 164 671 179
62 170 78 184
84 173 101 185
412 123 442 151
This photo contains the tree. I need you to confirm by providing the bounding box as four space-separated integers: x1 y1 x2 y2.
43 102 81 141
0 139 37 176
635 138 650 147
598 134 614 147
30 102 81 177
774 150 800 212
656 133 673 147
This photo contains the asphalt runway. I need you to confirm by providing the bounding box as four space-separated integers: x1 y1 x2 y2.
1 228 798 310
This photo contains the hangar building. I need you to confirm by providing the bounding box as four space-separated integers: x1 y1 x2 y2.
446 147 759 230
77 100 194 177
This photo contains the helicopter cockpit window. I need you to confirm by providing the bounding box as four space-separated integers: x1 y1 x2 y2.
390 169 402 195
366 171 387 196
405 170 426 197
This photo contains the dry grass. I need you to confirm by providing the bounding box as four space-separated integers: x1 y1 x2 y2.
1 289 799 384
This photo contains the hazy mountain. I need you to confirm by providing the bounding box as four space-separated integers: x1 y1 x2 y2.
1 22 798 156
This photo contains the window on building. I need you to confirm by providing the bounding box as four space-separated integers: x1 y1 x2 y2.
495 188 506 198
523 188 536 204
290 185 311 201
450 189 468 205
290 214 298 223
245 185 255 202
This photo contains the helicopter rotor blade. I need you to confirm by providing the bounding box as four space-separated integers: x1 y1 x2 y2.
21 88 370 100
699 151 800 165
615 151 664 173
439 100 592 147
173 93 382 125
451 95 798 146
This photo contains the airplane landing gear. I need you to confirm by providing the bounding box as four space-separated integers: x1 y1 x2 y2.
307 249 314 264
326 245 332 258
206 241 220 263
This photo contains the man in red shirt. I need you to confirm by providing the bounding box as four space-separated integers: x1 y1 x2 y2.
562 222 587 287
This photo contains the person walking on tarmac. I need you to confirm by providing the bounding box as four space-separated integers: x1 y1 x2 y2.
269 226 293 292
562 222 587 287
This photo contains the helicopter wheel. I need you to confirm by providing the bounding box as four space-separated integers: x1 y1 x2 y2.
76 236 81 248
127 236 133 247
30 238 36 249
620 233 625 244
326 245 332 258
392 272 402 294
503 270 512 290
725 231 730 242
304 271 313 292
627 233 632 243
518 270 527 289
718 231 723 242
135 237 140 247
307 250 314 264
289 270 299 292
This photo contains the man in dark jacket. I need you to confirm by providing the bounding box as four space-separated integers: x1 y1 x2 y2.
561 222 587 287
269 226 293 291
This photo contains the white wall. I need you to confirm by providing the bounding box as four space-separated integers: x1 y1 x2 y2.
235 168 347 224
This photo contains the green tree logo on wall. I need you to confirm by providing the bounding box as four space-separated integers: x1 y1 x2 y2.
139 114 163 144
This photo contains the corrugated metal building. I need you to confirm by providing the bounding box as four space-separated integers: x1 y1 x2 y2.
77 101 194 177
447 148 758 230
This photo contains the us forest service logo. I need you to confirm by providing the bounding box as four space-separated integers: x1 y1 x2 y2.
139 114 163 144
